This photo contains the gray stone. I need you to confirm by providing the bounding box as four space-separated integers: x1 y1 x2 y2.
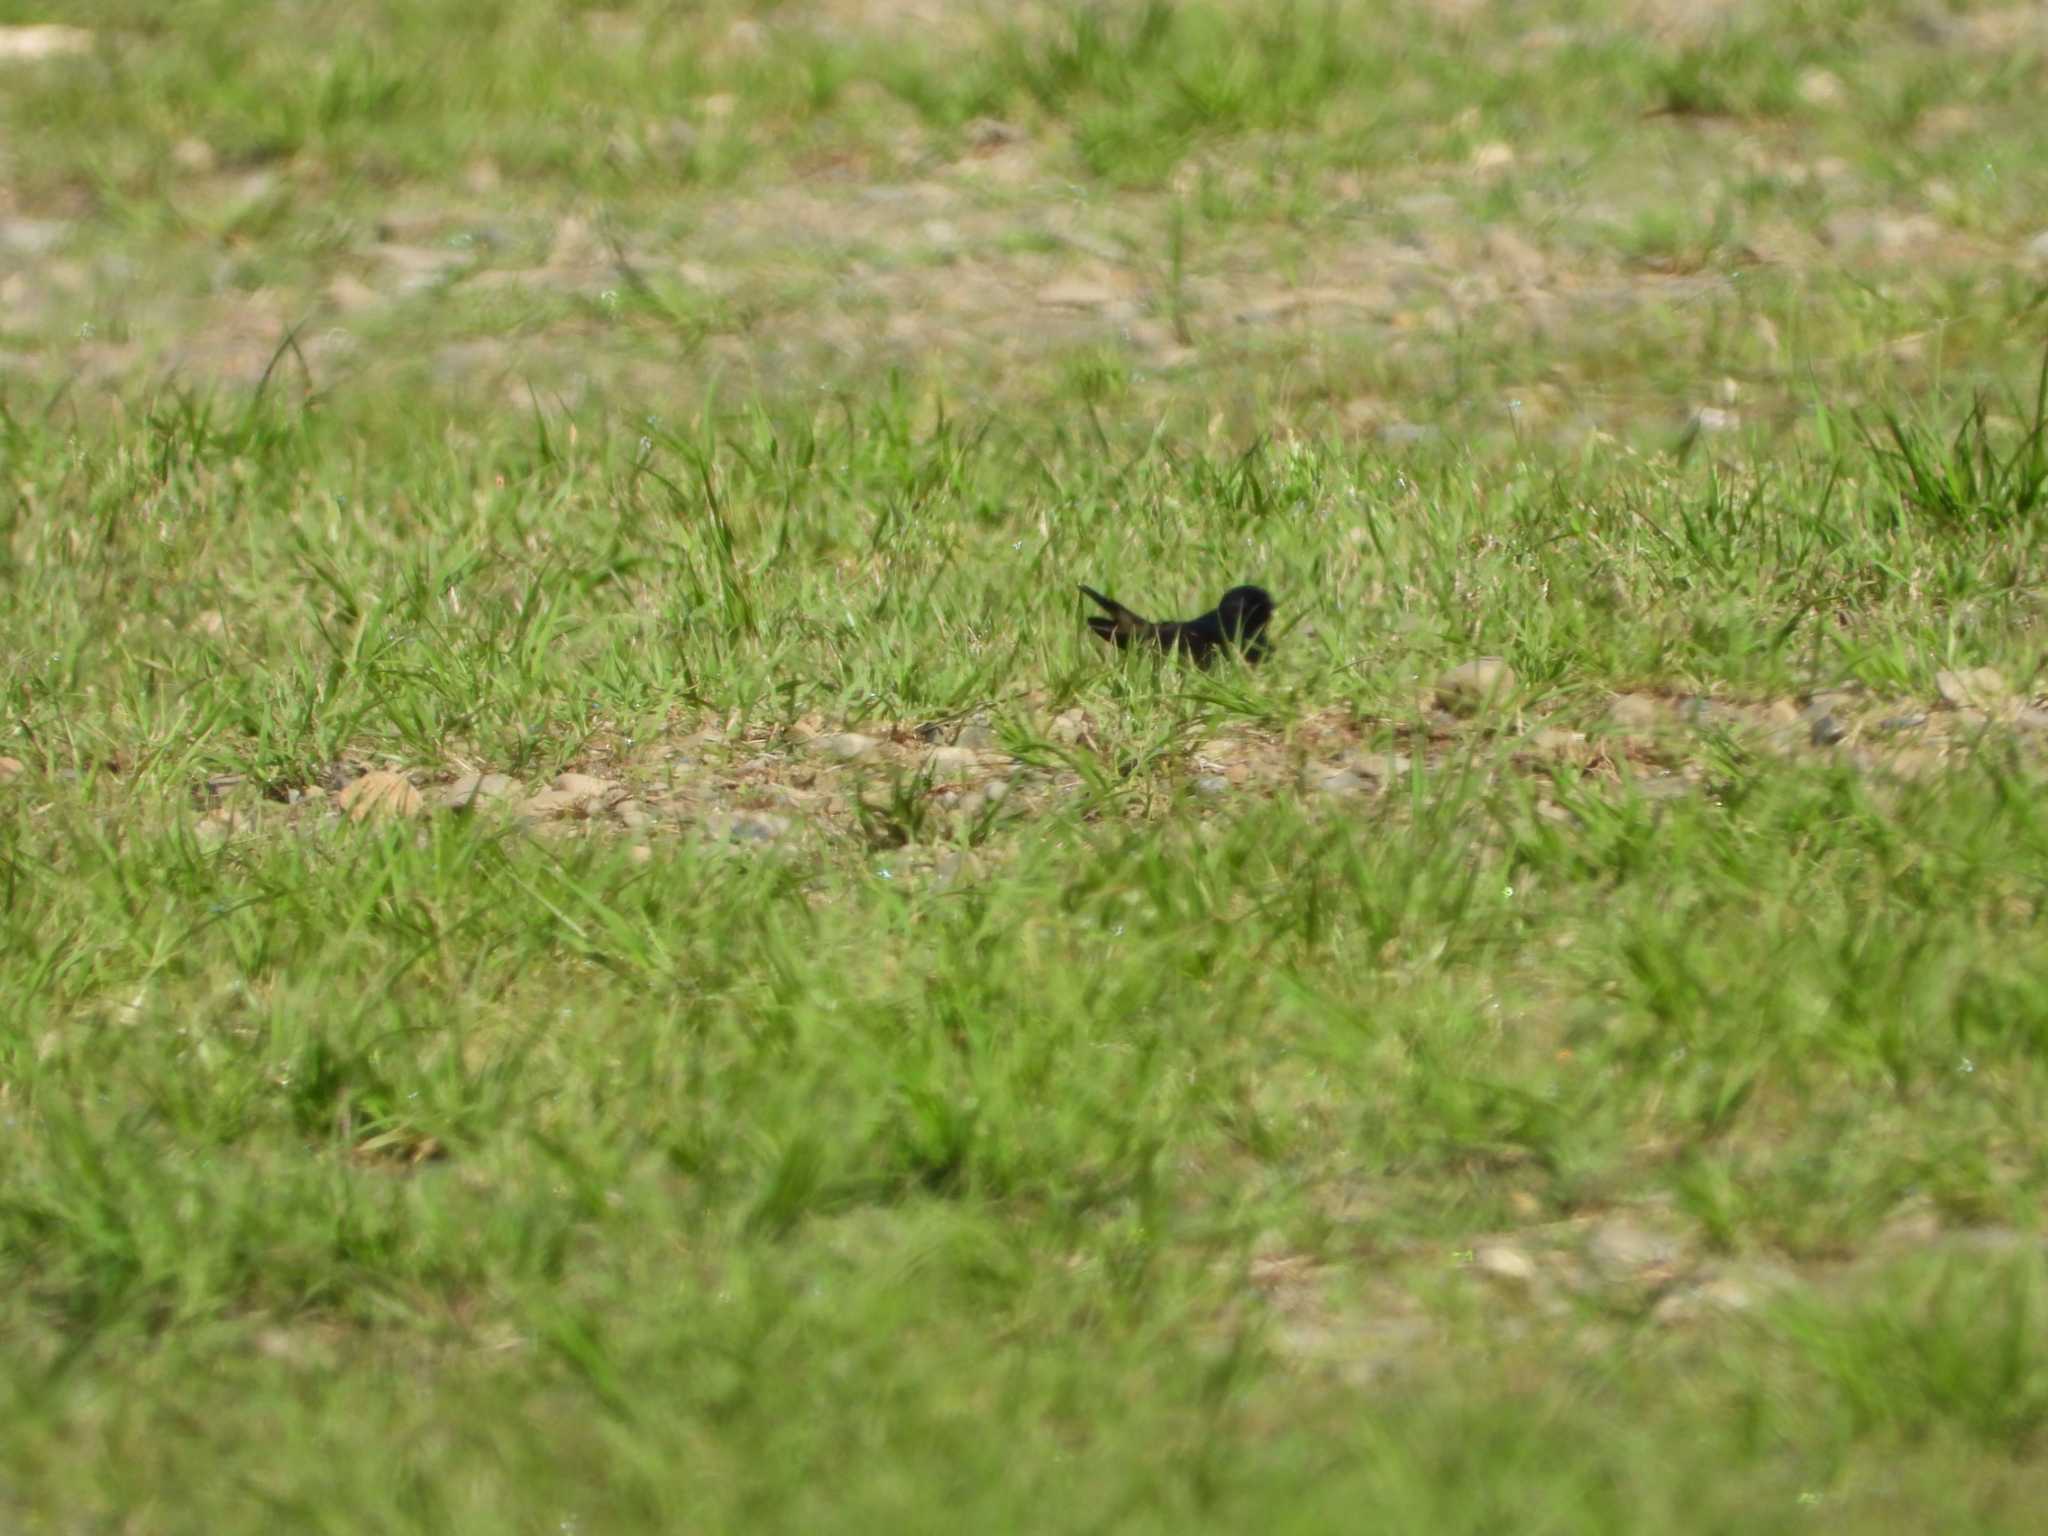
1796 67 1845 106
1825 212 1942 255
1036 278 1119 309
719 811 792 844
1631 775 1695 802
1436 658 1517 716
0 217 70 257
1352 752 1414 782
0 26 92 62
373 243 471 298
1473 1244 1540 1290
1525 727 1588 760
1804 685 1863 710
338 770 423 823
1312 754 1413 795
193 808 244 848
964 117 1023 150
436 771 522 812
920 746 987 776
956 779 1010 818
552 772 620 800
806 732 881 762
1585 1219 1684 1282
1936 666 2009 710
198 773 247 803
518 788 583 820
1650 1269 1780 1326
1311 769 1372 797
1394 193 1457 220
1607 693 1663 729
1046 709 1092 745
1680 695 1733 727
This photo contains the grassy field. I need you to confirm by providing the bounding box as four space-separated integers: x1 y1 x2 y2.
6 1 2048 1530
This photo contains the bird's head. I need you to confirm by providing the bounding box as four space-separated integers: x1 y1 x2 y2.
1217 585 1275 636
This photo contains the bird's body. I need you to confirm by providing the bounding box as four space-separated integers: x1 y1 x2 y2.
1078 583 1276 666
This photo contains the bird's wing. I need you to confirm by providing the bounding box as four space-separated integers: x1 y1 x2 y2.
1177 607 1267 665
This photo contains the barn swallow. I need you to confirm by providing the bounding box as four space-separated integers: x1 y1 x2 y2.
1078 583 1276 665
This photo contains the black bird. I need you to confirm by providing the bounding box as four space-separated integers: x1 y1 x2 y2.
1078 583 1276 666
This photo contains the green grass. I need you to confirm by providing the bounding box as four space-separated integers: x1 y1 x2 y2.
8 1 2048 1531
